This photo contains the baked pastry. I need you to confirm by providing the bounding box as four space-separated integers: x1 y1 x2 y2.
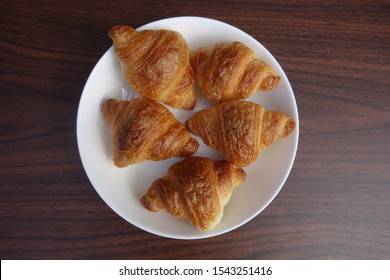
102 98 199 167
191 41 280 105
185 100 295 167
141 157 246 230
108 25 197 109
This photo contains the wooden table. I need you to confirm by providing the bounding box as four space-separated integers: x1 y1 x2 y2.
1 0 389 259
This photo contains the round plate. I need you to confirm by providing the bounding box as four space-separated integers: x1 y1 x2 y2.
77 16 299 239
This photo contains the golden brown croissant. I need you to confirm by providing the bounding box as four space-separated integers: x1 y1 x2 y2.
108 25 197 110
141 157 246 230
185 101 295 167
191 41 281 105
102 98 199 167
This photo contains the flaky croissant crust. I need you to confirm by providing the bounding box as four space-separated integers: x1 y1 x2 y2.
102 98 198 167
185 100 295 167
108 25 197 110
141 157 246 231
191 41 281 105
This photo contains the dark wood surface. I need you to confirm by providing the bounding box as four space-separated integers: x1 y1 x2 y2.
1 0 389 260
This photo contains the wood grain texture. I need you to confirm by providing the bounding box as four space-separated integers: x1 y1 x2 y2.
0 0 389 259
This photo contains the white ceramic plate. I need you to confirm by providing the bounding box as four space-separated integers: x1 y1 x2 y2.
77 16 299 239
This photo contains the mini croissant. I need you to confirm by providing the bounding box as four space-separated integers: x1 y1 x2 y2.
191 41 281 105
185 101 295 167
108 25 197 109
141 157 246 230
102 98 199 167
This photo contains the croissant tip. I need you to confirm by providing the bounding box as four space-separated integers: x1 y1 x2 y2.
184 119 194 133
179 138 199 157
102 98 119 124
179 98 196 110
259 73 281 90
233 166 247 185
214 159 246 191
282 118 296 137
184 102 196 110
108 25 136 41
271 75 281 88
113 159 129 168
141 183 165 212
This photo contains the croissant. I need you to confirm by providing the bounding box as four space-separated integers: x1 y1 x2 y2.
108 25 197 110
102 98 199 167
190 41 281 105
141 157 246 230
185 100 295 167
